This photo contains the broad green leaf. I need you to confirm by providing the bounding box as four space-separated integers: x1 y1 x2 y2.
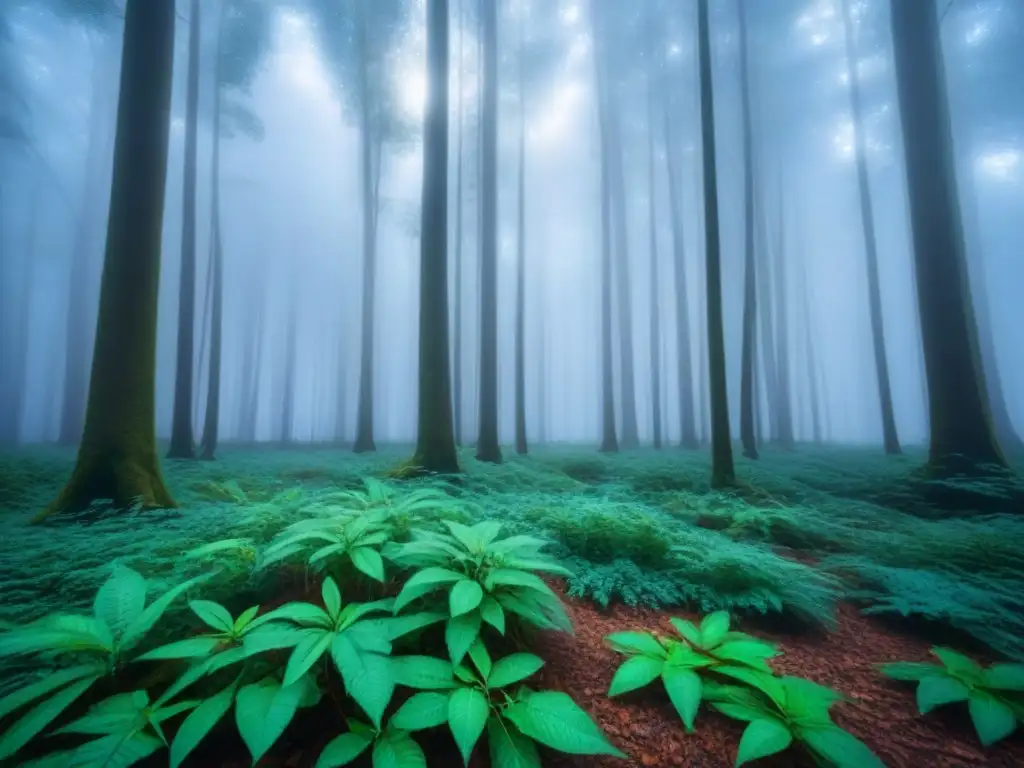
444 521 486 552
967 690 1017 747
448 687 489 765
799 724 885 768
394 568 466 613
661 665 702 731
504 691 625 757
488 654 544 690
877 661 939 682
350 547 385 583
331 635 394 727
343 622 393 655
156 647 248 705
189 600 234 633
450 580 484 618
32 731 163 768
932 647 983 682
120 573 209 652
57 691 145 735
249 602 332 630
93 566 147 639
467 639 492 681
235 678 305 763
982 663 1024 692
339 599 399 629
917 674 970 714
495 591 572 634
0 623 111 657
486 534 550 556
779 677 842 727
488 716 542 768
697 611 730 649
669 618 702 646
170 681 237 767
446 611 482 666
234 606 261 633
469 521 504 548
716 667 786 711
242 625 309 656
736 718 792 766
391 692 451 731
0 676 97 760
608 655 664 697
284 630 334 686
389 655 457 689
381 611 447 641
0 664 104 720
372 730 427 768
479 597 506 635
184 538 253 559
135 636 222 662
504 558 574 578
308 543 346 566
604 631 667 660
322 579 342 621
485 570 558 601
711 640 778 670
314 731 373 768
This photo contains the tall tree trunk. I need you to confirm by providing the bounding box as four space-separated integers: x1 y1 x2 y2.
841 0 900 454
646 43 663 450
592 1 617 454
200 35 225 461
798 237 823 443
475 0 501 464
353 0 377 454
168 0 201 459
772 183 795 446
890 0 1006 476
664 102 698 448
59 41 112 445
608 102 640 450
279 287 298 446
246 281 266 442
536 283 548 444
752 173 779 441
737 0 758 460
513 10 527 456
40 0 177 520
412 0 459 473
698 0 736 488
192 226 214 433
452 0 464 446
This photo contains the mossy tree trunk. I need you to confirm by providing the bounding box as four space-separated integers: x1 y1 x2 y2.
889 0 1007 477
167 0 201 460
39 0 177 521
475 0 501 464
842 0 900 455
592 1 618 455
698 0 736 488
737 0 758 460
411 0 459 474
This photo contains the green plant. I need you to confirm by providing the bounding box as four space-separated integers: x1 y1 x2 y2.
605 611 778 731
879 646 1024 746
260 511 393 580
388 521 574 664
703 674 883 767
19 689 200 768
0 566 207 762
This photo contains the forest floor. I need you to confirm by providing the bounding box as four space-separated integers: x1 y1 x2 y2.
0 442 1022 767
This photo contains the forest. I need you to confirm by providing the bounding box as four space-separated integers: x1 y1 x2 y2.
0 0 1022 766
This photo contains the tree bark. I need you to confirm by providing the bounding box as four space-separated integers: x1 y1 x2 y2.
39 0 177 520
698 0 736 487
841 0 900 454
167 0 201 459
411 0 460 474
889 0 1007 476
475 0 501 464
646 36 663 450
737 0 758 460
772 183 795 446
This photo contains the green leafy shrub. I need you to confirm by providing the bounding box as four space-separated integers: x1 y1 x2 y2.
0 566 207 762
532 501 674 568
879 647 1024 746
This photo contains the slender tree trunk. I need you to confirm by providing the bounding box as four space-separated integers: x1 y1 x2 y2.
752 174 779 441
475 0 501 463
353 0 377 453
246 281 266 442
841 0 900 454
167 0 201 459
737 0 758 460
279 289 298 446
412 0 459 473
890 0 1006 476
798 238 823 443
698 0 736 488
664 102 698 448
200 33 225 461
646 45 662 450
192 227 214 433
772 182 795 446
592 1 617 454
452 0 464 446
513 32 527 455
40 0 177 520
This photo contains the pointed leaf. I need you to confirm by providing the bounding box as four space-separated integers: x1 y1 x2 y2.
331 635 394 727
488 654 544 690
120 573 209 652
350 547 385 583
170 681 237 768
283 630 334 686
389 655 457 690
0 676 97 761
662 665 702 731
446 611 482 666
736 718 792 766
450 580 484 618
391 692 451 731
322 578 342 621
608 655 664 697
982 663 1024 692
479 597 506 635
799 724 886 768
967 691 1017 747
504 691 625 756
878 661 939 682
372 730 427 768
604 631 667 659
394 568 467 612
189 601 234 633
917 674 970 714
697 611 730 648
135 636 222 662
488 716 542 768
314 731 373 768
468 638 492 681
0 664 104 720
669 617 702 646
448 687 490 765
93 567 147 639
235 678 304 763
